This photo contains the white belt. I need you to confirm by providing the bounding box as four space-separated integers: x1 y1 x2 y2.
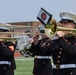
34 56 51 59
53 64 76 69
0 61 11 65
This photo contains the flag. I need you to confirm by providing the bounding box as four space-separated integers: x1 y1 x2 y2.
37 7 52 26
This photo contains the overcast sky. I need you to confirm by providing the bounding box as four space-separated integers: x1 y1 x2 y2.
0 0 76 23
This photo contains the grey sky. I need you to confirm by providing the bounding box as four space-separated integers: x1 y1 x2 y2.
0 0 76 23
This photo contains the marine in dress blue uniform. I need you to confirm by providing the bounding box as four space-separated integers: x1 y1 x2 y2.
40 11 76 75
0 23 16 75
37 8 76 75
51 11 76 75
29 25 52 75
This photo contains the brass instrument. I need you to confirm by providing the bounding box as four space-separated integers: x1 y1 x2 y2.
0 37 20 42
1 21 76 57
44 18 76 38
0 23 36 28
1 20 76 41
0 32 44 35
19 42 33 57
0 23 37 42
0 23 36 57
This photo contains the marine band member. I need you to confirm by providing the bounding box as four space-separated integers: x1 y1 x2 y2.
29 25 52 75
0 24 16 75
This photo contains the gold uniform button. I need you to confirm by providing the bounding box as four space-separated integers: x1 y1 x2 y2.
52 48 54 50
70 72 73 74
60 48 62 50
68 43 70 44
59 52 61 54
4 67 6 69
57 61 60 63
58 56 60 58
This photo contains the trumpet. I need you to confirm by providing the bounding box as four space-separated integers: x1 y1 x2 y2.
44 18 76 38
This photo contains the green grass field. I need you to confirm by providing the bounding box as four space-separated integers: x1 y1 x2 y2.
14 57 53 75
15 58 34 75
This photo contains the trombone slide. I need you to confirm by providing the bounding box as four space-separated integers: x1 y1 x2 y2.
0 32 44 35
0 37 20 42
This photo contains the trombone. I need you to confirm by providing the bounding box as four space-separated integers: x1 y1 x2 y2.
0 37 20 42
0 23 37 42
44 18 76 38
0 19 76 42
0 23 36 28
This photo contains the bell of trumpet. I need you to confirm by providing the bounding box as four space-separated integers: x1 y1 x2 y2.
44 18 76 38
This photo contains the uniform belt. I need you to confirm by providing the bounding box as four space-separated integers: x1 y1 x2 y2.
0 61 11 65
34 56 51 59
53 64 76 69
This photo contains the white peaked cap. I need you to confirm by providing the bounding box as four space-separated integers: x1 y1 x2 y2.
60 11 76 23
0 23 12 31
37 25 45 31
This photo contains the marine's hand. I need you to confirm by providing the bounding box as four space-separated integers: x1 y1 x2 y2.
0 39 3 42
28 38 33 43
33 31 39 45
57 31 65 37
